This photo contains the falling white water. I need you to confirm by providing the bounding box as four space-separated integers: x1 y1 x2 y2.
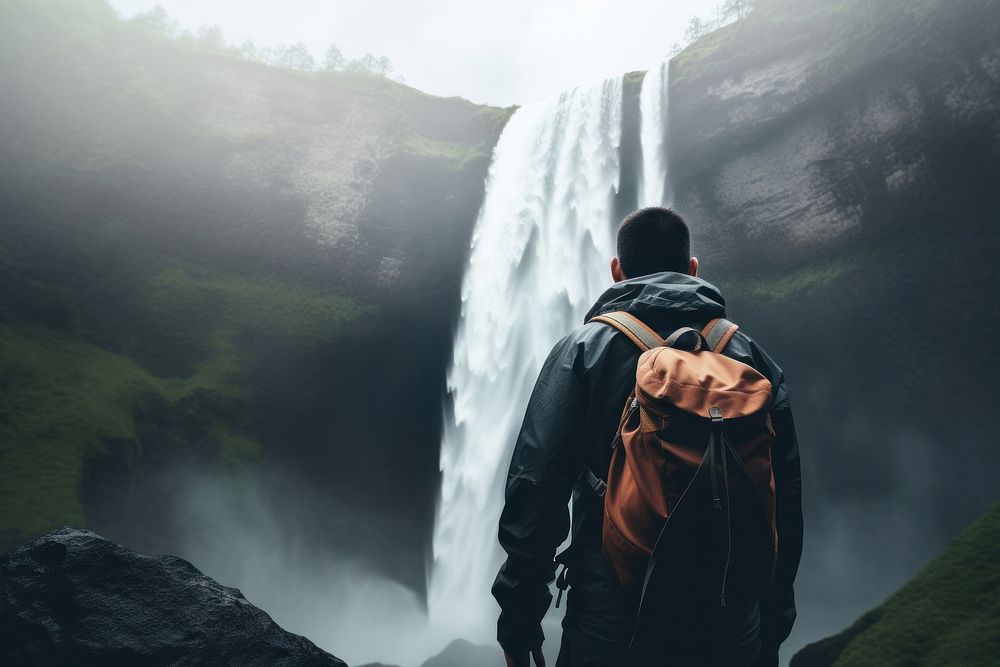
638 61 670 207
428 76 624 641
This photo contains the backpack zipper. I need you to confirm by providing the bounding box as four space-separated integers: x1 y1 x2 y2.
630 406 733 648
720 433 732 608
708 433 722 511
710 406 732 608
610 397 639 451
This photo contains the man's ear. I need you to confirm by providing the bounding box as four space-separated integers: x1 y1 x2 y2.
611 257 627 283
688 256 699 277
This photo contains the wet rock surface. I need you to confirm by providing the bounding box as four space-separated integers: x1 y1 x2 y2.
419 639 504 667
670 0 1000 268
357 638 502 667
665 0 1000 657
0 527 346 666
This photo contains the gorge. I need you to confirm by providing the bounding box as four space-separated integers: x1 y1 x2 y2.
1 0 999 665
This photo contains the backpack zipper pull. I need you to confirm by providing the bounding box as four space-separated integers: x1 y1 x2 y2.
612 398 640 451
708 406 724 511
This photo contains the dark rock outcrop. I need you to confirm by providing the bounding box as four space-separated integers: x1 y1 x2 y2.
420 639 504 667
0 527 346 666
665 0 1000 656
670 0 1000 271
356 639 502 667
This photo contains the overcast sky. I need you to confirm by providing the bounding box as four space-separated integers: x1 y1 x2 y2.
107 0 723 107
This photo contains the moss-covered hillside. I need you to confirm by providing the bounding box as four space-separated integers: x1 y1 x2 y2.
790 503 1000 666
0 0 510 585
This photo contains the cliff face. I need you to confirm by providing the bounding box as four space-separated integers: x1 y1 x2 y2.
6 0 1000 658
0 0 510 591
667 0 1000 656
671 0 999 268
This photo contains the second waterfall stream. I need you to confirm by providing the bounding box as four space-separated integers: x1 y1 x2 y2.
429 66 670 643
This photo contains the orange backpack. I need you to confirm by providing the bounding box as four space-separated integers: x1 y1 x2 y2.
585 311 778 639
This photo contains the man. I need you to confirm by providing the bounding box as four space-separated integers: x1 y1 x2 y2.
492 207 803 667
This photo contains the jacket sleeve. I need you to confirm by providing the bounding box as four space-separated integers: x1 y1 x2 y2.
492 333 587 652
761 375 804 648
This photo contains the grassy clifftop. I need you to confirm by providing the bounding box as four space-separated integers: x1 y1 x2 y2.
791 503 1000 666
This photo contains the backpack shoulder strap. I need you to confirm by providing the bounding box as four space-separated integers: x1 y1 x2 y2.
700 317 739 353
588 311 664 351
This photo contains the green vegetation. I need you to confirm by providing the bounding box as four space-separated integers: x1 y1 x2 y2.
0 261 364 552
0 0 506 171
0 0 505 564
0 323 262 551
401 132 495 170
794 503 1000 666
0 0 506 554
0 326 140 547
149 266 364 352
670 21 743 85
716 250 868 301
669 0 836 85
623 70 647 87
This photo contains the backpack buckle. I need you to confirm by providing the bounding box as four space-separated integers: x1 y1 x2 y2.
582 467 607 497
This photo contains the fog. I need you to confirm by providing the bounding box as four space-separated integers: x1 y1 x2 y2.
168 472 447 666
106 0 724 106
2 0 998 665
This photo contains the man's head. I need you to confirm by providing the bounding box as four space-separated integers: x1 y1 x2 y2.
611 207 698 282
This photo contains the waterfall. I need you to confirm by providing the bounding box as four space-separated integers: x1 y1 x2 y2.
638 61 670 207
428 75 624 640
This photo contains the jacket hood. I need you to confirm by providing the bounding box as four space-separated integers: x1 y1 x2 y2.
584 271 727 328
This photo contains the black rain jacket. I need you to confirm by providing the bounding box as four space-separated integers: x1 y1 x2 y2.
491 271 803 661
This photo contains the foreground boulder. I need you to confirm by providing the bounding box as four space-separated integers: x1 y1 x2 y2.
0 527 346 666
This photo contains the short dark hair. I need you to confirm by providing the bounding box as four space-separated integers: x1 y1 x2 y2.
616 207 691 278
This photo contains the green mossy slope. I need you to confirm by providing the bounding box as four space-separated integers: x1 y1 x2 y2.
791 503 1000 666
0 264 365 553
